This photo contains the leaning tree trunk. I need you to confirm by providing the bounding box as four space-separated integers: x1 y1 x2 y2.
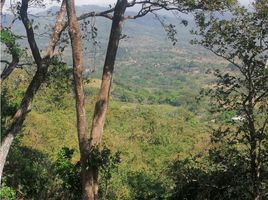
89 0 128 199
0 0 66 183
65 1 93 199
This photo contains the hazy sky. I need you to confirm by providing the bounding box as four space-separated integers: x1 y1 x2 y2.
3 0 254 13
73 0 253 6
46 0 253 7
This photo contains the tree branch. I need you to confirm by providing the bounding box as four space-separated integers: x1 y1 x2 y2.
0 55 19 80
0 60 10 64
45 0 66 58
20 0 42 66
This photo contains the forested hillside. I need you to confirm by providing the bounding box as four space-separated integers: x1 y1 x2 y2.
1 4 225 108
1 1 267 200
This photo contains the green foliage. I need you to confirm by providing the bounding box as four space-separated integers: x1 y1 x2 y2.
86 146 120 170
34 62 73 111
94 147 121 199
1 71 28 138
127 171 169 200
0 86 22 115
1 87 20 136
1 4 239 199
3 144 120 200
168 152 253 200
181 0 237 11
54 147 82 195
3 144 81 199
193 5 268 66
3 94 206 199
0 182 16 200
217 110 235 123
0 29 21 45
0 28 24 57
3 141 58 199
54 147 81 199
169 2 268 199
46 60 72 94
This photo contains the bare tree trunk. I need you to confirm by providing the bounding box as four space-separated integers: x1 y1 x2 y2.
0 0 66 184
89 0 128 199
0 0 5 15
0 134 14 184
0 0 5 30
65 1 92 199
45 0 66 59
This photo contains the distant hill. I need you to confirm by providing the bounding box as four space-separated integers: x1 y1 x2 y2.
1 5 226 107
2 4 199 56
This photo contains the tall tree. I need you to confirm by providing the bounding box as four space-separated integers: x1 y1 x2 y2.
0 0 67 183
170 3 267 200
65 0 93 199
88 1 128 199
196 5 268 199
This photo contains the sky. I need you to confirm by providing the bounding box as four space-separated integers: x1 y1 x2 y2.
45 0 254 7
72 0 253 6
2 0 254 13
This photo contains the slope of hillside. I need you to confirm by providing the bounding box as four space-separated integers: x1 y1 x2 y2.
1 5 226 109
2 70 210 199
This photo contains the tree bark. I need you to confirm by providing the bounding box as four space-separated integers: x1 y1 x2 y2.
0 0 66 184
45 0 66 59
89 0 128 199
0 133 14 183
65 1 92 199
0 0 5 15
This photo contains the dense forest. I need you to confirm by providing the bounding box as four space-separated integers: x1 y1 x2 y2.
0 0 267 200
